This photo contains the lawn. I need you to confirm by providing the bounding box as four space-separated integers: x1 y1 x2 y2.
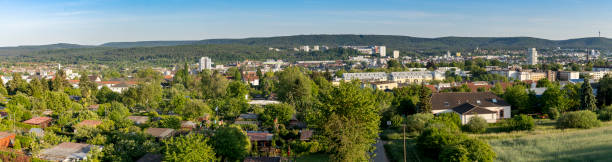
383 120 612 162
473 120 612 161
295 153 329 162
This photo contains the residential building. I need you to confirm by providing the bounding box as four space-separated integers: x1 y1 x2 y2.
146 128 175 139
558 71 580 81
343 72 388 81
431 92 511 124
529 72 546 81
528 48 538 65
300 45 310 52
390 71 435 83
378 46 386 57
365 81 398 90
0 132 15 148
24 116 52 128
199 57 213 71
38 142 99 161
393 50 400 58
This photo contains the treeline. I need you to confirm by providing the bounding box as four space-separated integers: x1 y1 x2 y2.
3 45 362 66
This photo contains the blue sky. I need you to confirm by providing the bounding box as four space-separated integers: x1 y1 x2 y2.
1 0 611 46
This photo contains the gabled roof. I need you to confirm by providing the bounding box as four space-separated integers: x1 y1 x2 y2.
146 128 175 138
38 142 96 161
431 92 509 110
23 117 52 125
237 113 258 120
0 132 15 139
247 132 273 141
451 103 497 115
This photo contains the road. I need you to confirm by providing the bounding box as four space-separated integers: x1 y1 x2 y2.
372 139 389 162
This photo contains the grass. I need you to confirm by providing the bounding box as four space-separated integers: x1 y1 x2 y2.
383 120 612 162
474 120 612 161
295 153 329 162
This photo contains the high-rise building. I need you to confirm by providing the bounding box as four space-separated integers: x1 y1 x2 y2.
393 50 400 58
528 48 538 65
313 45 320 51
379 46 386 57
199 57 213 71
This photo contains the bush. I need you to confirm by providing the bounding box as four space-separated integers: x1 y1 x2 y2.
434 112 461 128
557 110 601 129
417 121 463 157
439 145 469 162
406 113 433 132
464 116 488 133
597 105 612 121
504 115 535 131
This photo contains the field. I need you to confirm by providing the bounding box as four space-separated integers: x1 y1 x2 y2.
383 120 612 162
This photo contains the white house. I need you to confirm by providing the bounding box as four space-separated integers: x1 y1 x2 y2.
431 92 511 124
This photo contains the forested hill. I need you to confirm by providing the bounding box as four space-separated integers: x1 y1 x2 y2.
0 43 95 55
100 35 612 50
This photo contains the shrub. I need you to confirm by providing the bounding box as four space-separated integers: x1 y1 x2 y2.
598 105 612 121
405 113 434 132
434 112 461 128
439 145 469 162
557 110 601 129
461 138 496 162
504 115 535 131
464 116 488 133
417 121 463 158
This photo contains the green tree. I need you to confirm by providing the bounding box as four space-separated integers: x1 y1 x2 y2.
417 85 432 113
503 85 530 113
597 74 612 107
226 81 248 99
212 125 250 161
259 103 295 127
52 69 69 91
580 82 598 111
276 67 316 109
163 134 216 162
316 82 380 161
541 85 569 119
200 70 229 99
219 97 248 119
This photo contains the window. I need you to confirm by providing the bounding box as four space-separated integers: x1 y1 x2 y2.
500 110 504 118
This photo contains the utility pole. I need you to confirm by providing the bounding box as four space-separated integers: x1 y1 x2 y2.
403 115 407 162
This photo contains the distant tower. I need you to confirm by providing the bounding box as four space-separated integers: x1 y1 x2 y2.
199 57 213 71
528 48 538 65
378 46 386 57
393 50 400 59
58 63 61 70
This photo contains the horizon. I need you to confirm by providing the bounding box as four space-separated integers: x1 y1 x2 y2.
2 0 612 46
2 34 611 47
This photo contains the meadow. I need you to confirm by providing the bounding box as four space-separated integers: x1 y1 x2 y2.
383 120 612 162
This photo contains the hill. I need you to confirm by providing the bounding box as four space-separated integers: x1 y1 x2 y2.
0 43 95 56
100 35 612 50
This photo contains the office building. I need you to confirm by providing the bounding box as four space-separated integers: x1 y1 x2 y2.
199 57 213 71
528 48 538 65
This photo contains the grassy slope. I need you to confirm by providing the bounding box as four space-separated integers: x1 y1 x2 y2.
383 120 612 162
480 120 612 162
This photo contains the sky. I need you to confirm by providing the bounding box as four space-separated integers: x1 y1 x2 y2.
1 0 611 46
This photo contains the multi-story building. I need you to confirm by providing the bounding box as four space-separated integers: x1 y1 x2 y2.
343 72 388 81
529 72 546 81
581 71 612 80
365 81 398 90
390 71 434 83
377 46 386 57
300 45 310 52
528 48 538 65
199 57 213 71
393 50 400 58
558 71 579 81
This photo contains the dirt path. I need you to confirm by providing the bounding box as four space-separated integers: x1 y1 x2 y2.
372 139 389 162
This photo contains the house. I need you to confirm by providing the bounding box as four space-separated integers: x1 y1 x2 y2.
299 129 313 141
243 71 260 86
431 92 511 124
38 142 100 161
75 120 103 128
366 81 398 90
23 116 53 128
180 121 197 131
247 132 274 154
127 116 150 125
146 128 175 139
0 132 15 148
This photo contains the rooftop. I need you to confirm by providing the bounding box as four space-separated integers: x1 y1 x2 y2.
75 120 103 127
23 116 52 125
38 142 97 161
146 128 175 138
431 92 509 110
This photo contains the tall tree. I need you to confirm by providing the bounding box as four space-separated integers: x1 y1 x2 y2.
163 134 216 162
52 69 69 91
597 74 612 107
276 67 316 109
200 70 229 99
580 82 598 111
212 125 250 162
316 82 380 161
417 85 432 113
541 85 568 119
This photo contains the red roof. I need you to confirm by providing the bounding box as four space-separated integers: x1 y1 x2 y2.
23 117 52 125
